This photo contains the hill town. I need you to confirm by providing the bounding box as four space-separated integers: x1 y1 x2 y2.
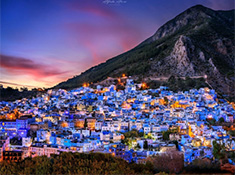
0 77 235 173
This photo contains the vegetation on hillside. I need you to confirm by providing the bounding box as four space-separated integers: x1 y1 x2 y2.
147 76 208 92
0 87 44 101
0 151 233 174
0 152 153 175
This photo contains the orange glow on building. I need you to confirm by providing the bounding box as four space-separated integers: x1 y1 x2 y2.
75 120 84 128
171 101 189 109
141 82 148 89
188 125 195 138
122 102 131 109
159 99 165 105
150 100 155 106
61 122 68 128
231 102 235 110
141 103 145 109
86 118 96 130
127 98 135 103
83 83 89 87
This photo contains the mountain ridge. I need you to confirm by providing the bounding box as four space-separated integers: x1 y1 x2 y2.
54 5 235 100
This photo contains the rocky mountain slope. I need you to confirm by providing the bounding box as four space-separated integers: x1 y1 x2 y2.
54 5 234 99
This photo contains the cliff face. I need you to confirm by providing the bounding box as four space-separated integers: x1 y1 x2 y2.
54 5 235 99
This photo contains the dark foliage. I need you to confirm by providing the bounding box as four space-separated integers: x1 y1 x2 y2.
183 158 226 174
0 87 44 101
0 152 154 175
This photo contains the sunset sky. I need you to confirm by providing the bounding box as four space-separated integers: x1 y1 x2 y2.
1 0 234 89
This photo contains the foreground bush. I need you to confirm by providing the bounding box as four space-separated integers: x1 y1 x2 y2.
0 152 153 175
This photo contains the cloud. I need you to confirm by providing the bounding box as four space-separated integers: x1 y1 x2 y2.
0 54 69 80
65 21 143 66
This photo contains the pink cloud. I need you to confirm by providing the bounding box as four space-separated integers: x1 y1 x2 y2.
0 54 69 80
60 1 147 74
65 21 143 65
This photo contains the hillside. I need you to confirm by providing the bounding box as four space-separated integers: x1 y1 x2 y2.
54 5 235 100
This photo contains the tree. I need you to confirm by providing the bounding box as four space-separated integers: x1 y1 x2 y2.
172 140 179 151
218 117 225 123
207 118 216 125
212 140 225 159
0 152 154 174
144 140 148 149
162 131 170 140
138 132 144 137
162 128 177 140
163 97 169 105
6 86 14 91
184 158 221 173
91 111 96 117
228 130 235 137
20 87 28 91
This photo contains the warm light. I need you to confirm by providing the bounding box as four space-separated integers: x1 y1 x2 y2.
75 120 84 128
122 102 131 109
104 88 108 92
61 122 68 128
141 82 148 89
150 100 155 106
141 104 145 109
7 113 16 120
122 74 126 77
207 114 213 119
127 98 135 103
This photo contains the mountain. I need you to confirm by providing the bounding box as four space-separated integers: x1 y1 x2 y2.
54 5 235 99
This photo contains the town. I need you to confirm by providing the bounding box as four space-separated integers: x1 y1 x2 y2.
0 77 235 172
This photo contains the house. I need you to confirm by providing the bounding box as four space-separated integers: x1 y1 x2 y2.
181 135 192 144
36 129 51 142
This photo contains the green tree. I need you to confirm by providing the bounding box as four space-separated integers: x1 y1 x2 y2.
218 117 225 123
163 97 169 105
228 130 235 137
144 140 148 149
162 131 170 140
212 140 225 159
172 140 179 151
